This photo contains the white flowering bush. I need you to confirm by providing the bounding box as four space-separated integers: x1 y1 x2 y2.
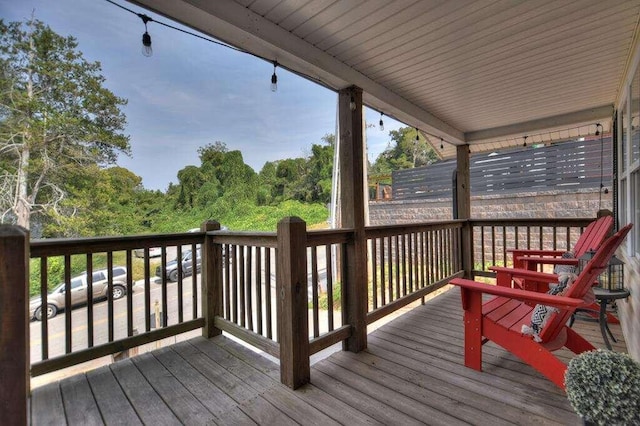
565 349 640 425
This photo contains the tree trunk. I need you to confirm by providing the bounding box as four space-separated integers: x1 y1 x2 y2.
14 25 35 230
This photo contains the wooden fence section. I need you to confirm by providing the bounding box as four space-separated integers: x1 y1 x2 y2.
469 218 593 277
393 137 613 200
365 221 465 324
29 232 208 376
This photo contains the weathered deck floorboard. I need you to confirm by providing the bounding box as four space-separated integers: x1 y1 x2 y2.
30 287 626 425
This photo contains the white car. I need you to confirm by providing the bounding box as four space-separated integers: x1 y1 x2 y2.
133 246 162 258
29 266 128 320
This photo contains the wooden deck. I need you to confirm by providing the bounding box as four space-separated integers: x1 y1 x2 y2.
30 287 627 425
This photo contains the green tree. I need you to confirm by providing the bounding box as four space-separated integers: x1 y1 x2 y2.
305 133 334 204
370 127 437 175
0 18 130 229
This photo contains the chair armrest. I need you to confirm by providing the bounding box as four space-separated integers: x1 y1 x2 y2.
507 249 565 257
489 266 559 283
515 256 579 267
450 278 583 310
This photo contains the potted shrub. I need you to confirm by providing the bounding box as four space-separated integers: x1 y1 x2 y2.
565 349 640 425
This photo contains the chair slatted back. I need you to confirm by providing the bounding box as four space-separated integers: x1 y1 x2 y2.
538 223 632 343
572 215 614 257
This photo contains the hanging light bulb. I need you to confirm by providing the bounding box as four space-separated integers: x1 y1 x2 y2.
415 128 419 143
379 112 384 131
595 123 602 136
270 60 278 92
440 138 444 150
139 14 153 57
523 135 528 147
349 95 356 111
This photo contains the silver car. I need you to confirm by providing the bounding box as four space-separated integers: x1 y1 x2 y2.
29 266 128 321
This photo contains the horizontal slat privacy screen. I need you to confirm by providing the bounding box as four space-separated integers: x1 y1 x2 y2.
392 138 613 200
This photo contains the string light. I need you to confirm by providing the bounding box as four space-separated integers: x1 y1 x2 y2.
138 13 153 57
440 138 444 150
415 127 419 143
379 112 384 131
523 135 528 147
595 122 601 136
271 60 278 92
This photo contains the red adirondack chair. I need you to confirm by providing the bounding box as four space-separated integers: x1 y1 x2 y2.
450 224 632 390
509 215 613 271
494 215 614 293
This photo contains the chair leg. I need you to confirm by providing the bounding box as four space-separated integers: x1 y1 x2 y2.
565 326 596 354
460 289 484 371
463 311 483 370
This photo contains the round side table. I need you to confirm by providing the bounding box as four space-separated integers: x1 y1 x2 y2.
591 287 630 350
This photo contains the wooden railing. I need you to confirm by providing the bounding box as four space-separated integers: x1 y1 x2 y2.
365 221 465 324
29 231 208 376
0 215 601 413
469 218 593 277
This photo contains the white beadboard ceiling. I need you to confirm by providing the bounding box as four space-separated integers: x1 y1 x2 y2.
130 0 640 157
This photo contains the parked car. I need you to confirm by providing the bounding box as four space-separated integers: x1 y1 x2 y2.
156 249 201 282
133 246 162 258
29 266 128 321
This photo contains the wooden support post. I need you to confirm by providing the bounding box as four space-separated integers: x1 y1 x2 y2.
339 86 368 352
202 220 222 338
0 225 29 425
456 145 473 278
276 217 310 389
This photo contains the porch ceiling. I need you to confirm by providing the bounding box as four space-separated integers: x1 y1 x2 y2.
130 0 640 157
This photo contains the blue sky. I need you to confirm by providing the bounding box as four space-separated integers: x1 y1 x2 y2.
0 0 405 191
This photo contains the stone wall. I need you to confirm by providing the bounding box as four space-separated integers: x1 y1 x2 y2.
369 189 612 225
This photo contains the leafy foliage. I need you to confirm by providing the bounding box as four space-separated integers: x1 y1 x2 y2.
0 18 130 230
370 127 437 176
565 349 640 424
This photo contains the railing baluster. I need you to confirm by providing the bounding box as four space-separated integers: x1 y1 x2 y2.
539 226 543 249
256 246 263 335
246 246 253 332
239 246 246 328
177 245 184 324
371 238 377 310
387 235 393 303
265 247 273 339
144 252 151 332
224 244 230 320
380 237 386 306
125 250 133 336
394 235 400 301
480 226 485 271
159 248 167 330
40 257 48 360
108 252 115 341
311 246 319 338
64 255 72 354
191 242 198 320
502 226 507 267
325 244 334 332
232 245 239 324
86 254 94 347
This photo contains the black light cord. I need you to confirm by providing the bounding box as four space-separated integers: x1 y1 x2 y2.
103 0 331 89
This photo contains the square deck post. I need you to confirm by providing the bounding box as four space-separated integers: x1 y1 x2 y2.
202 220 222 338
456 145 473 278
0 225 29 425
339 86 368 352
276 216 310 388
